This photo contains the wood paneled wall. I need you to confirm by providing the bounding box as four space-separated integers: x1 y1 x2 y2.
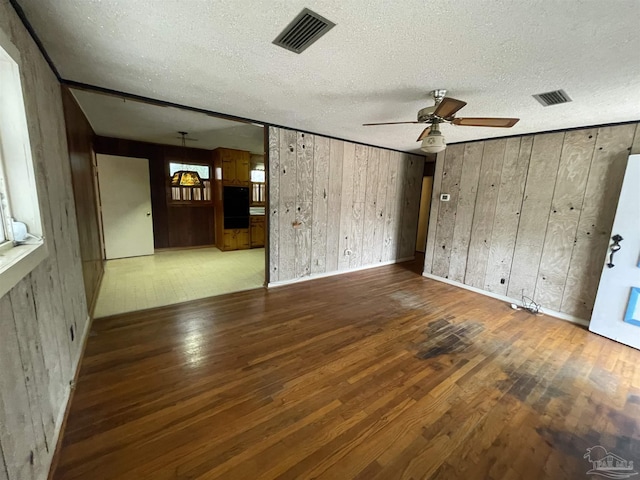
268 127 424 284
424 122 640 320
60 87 104 312
0 3 89 479
94 136 215 249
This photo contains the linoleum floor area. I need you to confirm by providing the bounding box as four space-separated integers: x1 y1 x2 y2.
94 247 265 318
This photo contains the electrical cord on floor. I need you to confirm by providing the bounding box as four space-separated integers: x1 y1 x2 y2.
509 290 543 315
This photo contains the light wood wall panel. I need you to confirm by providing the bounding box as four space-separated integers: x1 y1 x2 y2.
448 142 483 283
424 122 640 320
484 137 531 295
0 3 90 479
465 139 507 288
269 128 424 283
506 132 564 298
560 124 637 318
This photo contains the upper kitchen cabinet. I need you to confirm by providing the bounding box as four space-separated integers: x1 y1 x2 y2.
216 148 250 186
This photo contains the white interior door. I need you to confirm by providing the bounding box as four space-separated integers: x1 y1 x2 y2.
96 154 154 260
590 154 640 350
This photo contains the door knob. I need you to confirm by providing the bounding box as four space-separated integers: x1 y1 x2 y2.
606 234 623 268
146 212 151 217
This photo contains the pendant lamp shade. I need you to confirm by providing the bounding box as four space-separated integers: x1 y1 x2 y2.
171 170 203 187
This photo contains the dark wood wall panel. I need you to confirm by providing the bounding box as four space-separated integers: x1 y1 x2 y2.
93 136 215 249
61 87 104 311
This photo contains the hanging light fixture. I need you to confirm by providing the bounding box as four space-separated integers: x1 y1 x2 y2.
171 131 204 188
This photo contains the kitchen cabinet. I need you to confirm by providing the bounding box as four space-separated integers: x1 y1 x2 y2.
250 216 265 248
222 228 250 251
218 148 250 186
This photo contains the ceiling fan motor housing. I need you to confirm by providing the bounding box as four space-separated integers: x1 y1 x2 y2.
417 106 437 122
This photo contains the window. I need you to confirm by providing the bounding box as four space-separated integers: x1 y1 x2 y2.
0 28 46 298
168 161 212 202
250 169 266 205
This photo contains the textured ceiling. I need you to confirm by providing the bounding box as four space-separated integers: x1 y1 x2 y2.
71 89 265 153
18 0 640 152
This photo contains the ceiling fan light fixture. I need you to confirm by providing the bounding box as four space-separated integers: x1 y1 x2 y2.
420 127 447 154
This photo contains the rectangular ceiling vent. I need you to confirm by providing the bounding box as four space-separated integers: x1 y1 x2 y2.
273 8 335 54
533 89 572 107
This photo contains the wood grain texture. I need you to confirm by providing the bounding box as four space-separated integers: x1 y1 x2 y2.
60 88 103 311
278 129 298 280
295 133 314 278
268 129 423 282
561 124 637 318
431 145 465 278
382 152 401 262
506 133 564 299
448 142 483 283
398 155 424 259
465 139 507 288
311 136 330 274
423 122 639 319
52 258 640 480
362 147 380 266
0 4 91 478
423 151 445 273
268 126 280 282
325 139 343 271
534 129 597 310
484 137 531 295
338 142 356 271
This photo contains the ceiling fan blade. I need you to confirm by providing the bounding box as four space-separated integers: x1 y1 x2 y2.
434 97 467 118
416 127 431 142
363 121 421 126
452 117 520 127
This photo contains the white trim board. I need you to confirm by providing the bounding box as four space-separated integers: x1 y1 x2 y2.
268 257 415 288
422 272 590 327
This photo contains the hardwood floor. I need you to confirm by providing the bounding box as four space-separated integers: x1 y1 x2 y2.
53 259 640 480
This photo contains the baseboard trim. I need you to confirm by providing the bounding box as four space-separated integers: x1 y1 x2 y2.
268 256 415 288
47 313 94 480
422 272 590 327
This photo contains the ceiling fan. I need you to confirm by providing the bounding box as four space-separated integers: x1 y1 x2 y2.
363 89 519 153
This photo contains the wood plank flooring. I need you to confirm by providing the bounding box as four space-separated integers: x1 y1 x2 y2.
53 259 640 479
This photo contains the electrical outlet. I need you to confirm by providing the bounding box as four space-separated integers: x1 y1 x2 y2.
440 193 451 202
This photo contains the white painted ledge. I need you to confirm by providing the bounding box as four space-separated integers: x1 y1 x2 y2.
0 241 47 298
422 272 590 327
268 256 415 288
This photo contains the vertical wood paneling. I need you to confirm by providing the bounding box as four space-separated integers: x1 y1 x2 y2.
431 145 465 277
484 137 531 294
338 143 355 271
382 152 401 262
295 133 314 278
534 129 597 310
268 127 280 282
349 145 369 268
310 136 330 274
399 154 423 259
0 296 39 480
268 128 425 283
423 151 445 273
506 132 565 298
561 124 637 318
325 139 343 271
464 139 507 288
278 129 297 280
362 148 380 266
448 142 483 282
373 150 390 263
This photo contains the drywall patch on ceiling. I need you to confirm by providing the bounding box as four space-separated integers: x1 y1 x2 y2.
71 89 265 153
273 8 335 54
16 0 640 153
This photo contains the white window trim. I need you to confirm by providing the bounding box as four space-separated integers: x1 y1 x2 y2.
0 27 47 299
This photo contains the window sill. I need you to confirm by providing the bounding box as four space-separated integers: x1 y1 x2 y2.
0 241 47 298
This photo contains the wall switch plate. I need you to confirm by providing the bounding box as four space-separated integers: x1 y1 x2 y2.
440 194 451 202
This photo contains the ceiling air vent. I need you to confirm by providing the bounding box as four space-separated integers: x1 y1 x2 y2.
533 89 572 107
273 8 335 54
